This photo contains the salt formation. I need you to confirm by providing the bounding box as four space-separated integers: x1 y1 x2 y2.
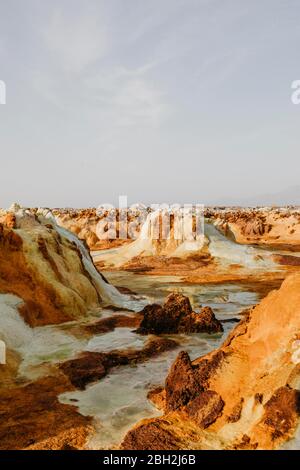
0 204 128 329
94 208 207 268
51 216 126 307
94 208 275 270
36 206 128 307
0 293 84 378
0 294 32 350
53 207 136 251
204 222 276 269
212 207 300 248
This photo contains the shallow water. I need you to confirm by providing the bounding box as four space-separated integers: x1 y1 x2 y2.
0 272 259 447
0 294 88 379
204 222 277 269
60 329 229 449
59 272 258 449
85 327 148 353
104 271 258 319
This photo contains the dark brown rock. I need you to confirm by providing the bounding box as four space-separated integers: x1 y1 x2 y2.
121 421 179 450
194 350 226 388
137 293 223 335
263 386 300 440
136 304 164 334
185 390 224 428
231 434 258 450
139 293 192 334
165 351 201 411
179 306 223 333
85 314 141 334
0 375 92 450
164 349 226 413
227 398 244 423
60 337 178 390
59 352 107 389
254 393 263 404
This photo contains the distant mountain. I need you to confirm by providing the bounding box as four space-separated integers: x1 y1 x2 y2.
211 185 300 207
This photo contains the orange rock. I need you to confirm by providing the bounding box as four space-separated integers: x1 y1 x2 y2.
121 273 300 450
0 209 122 326
0 374 92 450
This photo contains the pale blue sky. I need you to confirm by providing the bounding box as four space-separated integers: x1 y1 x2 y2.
0 0 300 207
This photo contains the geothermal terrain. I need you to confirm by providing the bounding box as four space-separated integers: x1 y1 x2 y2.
1 204 300 450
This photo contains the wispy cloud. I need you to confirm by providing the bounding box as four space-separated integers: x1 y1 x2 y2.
2 0 300 207
85 64 169 128
43 6 109 73
34 5 170 130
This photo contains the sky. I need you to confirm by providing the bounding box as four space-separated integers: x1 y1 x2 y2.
0 0 300 208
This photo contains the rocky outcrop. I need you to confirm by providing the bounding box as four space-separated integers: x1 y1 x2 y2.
84 314 141 334
59 337 177 389
92 209 209 271
121 273 300 450
210 208 300 249
0 374 92 450
164 350 225 412
121 422 179 451
0 207 124 327
180 307 223 333
93 207 291 275
53 208 137 251
165 351 202 411
48 207 300 260
137 293 223 335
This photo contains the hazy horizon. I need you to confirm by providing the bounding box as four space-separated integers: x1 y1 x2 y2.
0 0 300 208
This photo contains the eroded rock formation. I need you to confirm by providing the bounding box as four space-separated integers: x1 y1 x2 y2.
0 207 124 327
42 206 300 256
122 273 300 450
210 208 300 249
59 337 177 390
53 208 139 251
137 293 223 335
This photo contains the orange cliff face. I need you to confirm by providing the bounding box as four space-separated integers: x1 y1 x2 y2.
0 208 124 327
121 272 300 450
